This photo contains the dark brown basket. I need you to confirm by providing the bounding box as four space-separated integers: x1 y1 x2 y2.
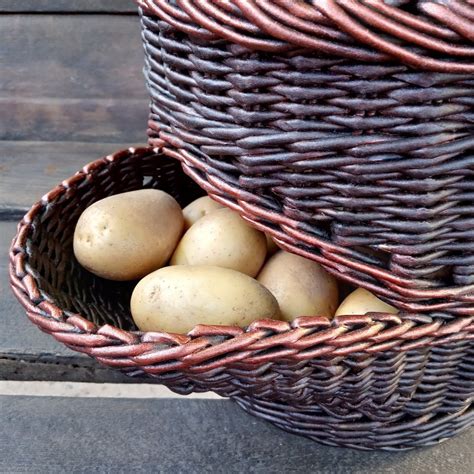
137 0 474 315
9 147 474 450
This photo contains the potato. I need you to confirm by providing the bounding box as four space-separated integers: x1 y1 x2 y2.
131 265 280 333
335 288 398 316
171 208 267 277
182 196 223 230
257 251 339 321
73 189 183 281
265 234 280 256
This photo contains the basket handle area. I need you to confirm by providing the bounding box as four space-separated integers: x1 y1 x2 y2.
137 0 474 72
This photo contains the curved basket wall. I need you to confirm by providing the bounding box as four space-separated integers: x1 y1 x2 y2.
9 147 474 450
137 0 474 316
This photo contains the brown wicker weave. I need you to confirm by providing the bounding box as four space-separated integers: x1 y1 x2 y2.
137 0 474 316
9 147 474 450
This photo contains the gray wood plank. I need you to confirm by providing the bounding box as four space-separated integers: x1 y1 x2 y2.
0 396 472 473
0 141 142 216
0 97 148 143
0 0 137 13
0 357 146 383
1 221 148 383
1 14 149 142
2 15 147 99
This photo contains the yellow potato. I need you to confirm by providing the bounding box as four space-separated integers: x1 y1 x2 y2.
265 234 280 256
131 265 280 333
182 196 223 230
257 251 339 321
171 208 266 277
73 189 183 281
335 288 398 316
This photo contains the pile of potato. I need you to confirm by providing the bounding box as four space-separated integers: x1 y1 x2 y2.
73 189 397 334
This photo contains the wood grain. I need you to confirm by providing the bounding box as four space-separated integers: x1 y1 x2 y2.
2 15 146 99
0 396 472 473
0 0 137 13
0 98 148 143
0 141 142 216
1 14 148 142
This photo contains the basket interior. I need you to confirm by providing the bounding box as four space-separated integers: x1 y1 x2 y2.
26 150 205 330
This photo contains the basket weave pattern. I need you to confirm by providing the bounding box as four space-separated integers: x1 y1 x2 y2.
9 148 474 449
8 0 474 450
138 1 474 315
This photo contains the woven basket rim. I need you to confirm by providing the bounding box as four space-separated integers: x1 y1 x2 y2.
136 0 474 73
8 146 474 370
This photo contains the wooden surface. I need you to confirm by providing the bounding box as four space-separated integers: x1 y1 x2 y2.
1 397 473 474
0 0 136 13
1 14 148 143
0 5 472 472
0 141 141 218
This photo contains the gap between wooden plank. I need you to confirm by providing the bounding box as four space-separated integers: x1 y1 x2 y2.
0 141 147 211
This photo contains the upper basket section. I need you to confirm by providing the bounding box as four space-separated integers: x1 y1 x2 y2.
136 0 474 73
135 0 474 316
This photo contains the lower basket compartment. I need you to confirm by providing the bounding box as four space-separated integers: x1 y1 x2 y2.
234 396 473 451
9 146 473 450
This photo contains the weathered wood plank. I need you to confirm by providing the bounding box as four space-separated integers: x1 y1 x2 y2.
2 15 147 99
0 396 472 473
0 0 137 13
0 98 148 143
0 14 149 142
0 141 142 215
0 356 146 383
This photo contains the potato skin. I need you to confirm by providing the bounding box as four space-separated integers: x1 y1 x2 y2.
265 234 280 256
73 189 183 281
335 288 398 317
257 251 339 321
171 208 267 277
131 265 280 333
182 196 223 230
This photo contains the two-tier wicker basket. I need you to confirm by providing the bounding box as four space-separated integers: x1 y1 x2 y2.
10 0 474 449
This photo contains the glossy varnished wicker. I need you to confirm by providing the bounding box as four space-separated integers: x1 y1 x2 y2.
9 147 474 450
137 0 474 315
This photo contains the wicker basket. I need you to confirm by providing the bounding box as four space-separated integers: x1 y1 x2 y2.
9 0 474 450
138 0 474 315
9 147 474 450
